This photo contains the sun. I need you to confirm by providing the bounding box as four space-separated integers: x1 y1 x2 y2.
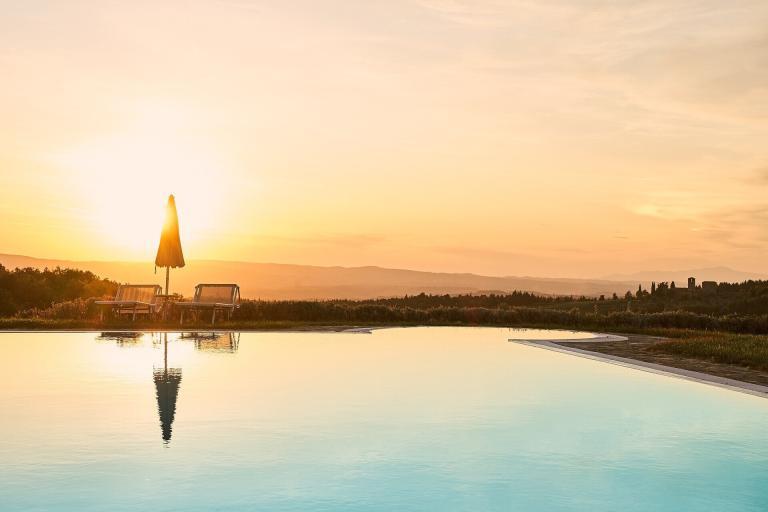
52 107 229 259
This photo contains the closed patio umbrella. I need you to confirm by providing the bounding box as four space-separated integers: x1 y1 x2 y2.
155 195 185 295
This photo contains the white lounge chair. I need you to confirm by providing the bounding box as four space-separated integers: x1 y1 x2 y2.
175 284 240 325
95 284 162 321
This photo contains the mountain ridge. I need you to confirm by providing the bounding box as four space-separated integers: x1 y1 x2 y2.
0 253 639 300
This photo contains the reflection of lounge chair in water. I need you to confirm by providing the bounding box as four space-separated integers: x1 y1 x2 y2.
181 332 240 352
97 331 144 345
96 285 162 321
175 284 240 325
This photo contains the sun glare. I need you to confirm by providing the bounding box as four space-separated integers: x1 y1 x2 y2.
52 108 230 259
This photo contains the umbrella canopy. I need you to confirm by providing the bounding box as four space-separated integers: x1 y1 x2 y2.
155 195 185 269
155 195 185 294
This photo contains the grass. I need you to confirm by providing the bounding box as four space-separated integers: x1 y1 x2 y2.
0 317 694 332
0 318 379 331
0 318 103 330
647 331 768 372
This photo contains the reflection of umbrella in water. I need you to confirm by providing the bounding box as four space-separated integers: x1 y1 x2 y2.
154 333 182 443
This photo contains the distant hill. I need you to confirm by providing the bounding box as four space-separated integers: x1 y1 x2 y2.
602 266 768 285
0 253 637 300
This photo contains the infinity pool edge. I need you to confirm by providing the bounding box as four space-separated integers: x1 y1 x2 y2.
512 338 768 399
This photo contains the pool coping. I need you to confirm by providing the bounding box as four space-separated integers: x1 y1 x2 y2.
0 327 379 334
511 338 768 400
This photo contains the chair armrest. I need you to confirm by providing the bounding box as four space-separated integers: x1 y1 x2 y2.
95 300 154 307
174 302 210 308
174 302 235 308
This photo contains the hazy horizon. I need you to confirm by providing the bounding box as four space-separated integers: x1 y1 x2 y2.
4 252 768 302
3 251 768 283
2 1 767 278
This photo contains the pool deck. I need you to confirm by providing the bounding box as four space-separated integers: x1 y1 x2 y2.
511 335 768 399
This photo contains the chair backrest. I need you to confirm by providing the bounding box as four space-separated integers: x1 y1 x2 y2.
194 284 240 304
115 285 161 303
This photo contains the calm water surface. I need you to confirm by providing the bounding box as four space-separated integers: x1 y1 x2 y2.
1 327 766 511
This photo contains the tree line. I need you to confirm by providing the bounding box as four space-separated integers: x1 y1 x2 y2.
3 265 768 333
231 300 768 333
0 264 117 317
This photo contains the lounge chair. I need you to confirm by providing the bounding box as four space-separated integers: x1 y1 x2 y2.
95 284 162 321
175 284 240 325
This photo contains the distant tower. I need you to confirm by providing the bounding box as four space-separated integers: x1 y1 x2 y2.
688 277 696 289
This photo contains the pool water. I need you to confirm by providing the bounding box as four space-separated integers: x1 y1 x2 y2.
1 327 766 511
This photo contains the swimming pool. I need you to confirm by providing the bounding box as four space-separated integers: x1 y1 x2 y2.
1 327 766 511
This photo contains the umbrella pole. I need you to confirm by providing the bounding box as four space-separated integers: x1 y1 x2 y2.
165 267 170 296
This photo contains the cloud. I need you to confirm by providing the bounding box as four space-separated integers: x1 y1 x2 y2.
628 183 768 252
415 0 768 130
630 190 721 221
255 233 388 249
688 204 768 250
749 166 768 183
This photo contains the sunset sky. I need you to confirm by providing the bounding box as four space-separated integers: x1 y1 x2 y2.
1 0 767 278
